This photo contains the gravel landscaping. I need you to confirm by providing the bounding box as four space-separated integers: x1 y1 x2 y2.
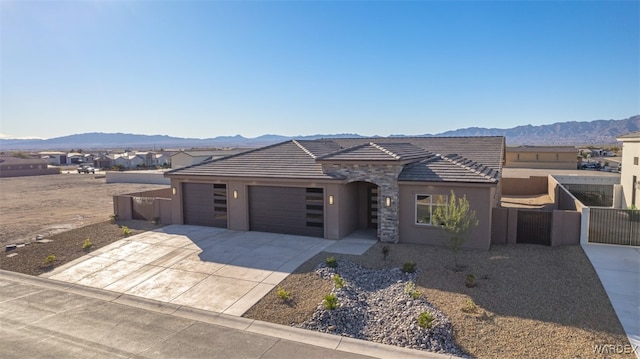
245 242 635 358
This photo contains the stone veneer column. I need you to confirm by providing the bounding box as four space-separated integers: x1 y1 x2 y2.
322 163 402 243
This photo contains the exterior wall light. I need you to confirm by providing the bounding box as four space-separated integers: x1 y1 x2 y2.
386 197 391 207
172 187 176 196
329 195 334 205
233 190 238 199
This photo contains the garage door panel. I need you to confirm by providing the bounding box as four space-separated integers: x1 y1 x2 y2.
182 183 227 228
249 186 323 237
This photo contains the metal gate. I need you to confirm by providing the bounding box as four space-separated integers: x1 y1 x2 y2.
132 196 155 221
589 208 640 246
517 210 552 245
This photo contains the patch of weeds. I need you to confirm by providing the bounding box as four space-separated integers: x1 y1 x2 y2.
332 274 346 289
462 299 478 314
325 256 337 268
382 245 390 260
44 254 55 266
82 239 93 251
122 226 132 237
109 214 118 224
323 293 339 310
465 274 476 288
276 286 291 301
417 311 435 329
402 261 417 273
404 282 421 299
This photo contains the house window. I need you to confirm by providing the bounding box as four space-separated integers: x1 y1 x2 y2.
634 157 639 166
536 154 539 160
416 194 447 225
517 154 520 161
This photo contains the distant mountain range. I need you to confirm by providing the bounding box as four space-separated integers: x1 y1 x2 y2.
1 115 638 151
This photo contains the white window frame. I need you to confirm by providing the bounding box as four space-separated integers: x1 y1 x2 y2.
415 194 448 226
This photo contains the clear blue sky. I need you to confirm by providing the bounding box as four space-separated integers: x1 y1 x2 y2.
1 1 639 139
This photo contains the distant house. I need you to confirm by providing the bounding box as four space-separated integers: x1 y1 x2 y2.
0 156 60 177
93 155 113 169
165 137 505 249
505 146 578 169
616 131 640 208
113 153 146 169
39 151 68 165
170 149 249 169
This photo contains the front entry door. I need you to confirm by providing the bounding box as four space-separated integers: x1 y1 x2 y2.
367 185 378 229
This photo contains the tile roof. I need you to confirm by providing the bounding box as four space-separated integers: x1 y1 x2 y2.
316 142 431 162
399 154 499 183
167 136 505 183
166 141 338 179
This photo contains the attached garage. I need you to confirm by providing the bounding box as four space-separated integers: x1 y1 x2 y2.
182 183 227 228
249 186 324 237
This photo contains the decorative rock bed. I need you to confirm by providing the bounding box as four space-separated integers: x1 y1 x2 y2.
299 259 467 357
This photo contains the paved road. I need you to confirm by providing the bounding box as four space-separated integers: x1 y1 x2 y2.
0 270 454 359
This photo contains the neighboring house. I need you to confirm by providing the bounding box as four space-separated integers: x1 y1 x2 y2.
113 153 146 168
505 146 578 169
616 131 640 208
0 156 59 177
170 149 249 169
39 151 68 165
93 155 113 169
165 137 505 249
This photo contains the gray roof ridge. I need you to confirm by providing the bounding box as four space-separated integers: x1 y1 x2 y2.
440 154 498 182
292 139 318 159
315 142 369 160
369 142 401 159
166 140 294 175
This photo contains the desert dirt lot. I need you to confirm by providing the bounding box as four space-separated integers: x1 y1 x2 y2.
0 173 168 246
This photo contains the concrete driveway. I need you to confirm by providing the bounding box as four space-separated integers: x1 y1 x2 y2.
41 225 376 316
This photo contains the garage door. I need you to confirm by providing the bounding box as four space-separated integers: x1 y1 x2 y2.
182 183 227 228
249 186 324 237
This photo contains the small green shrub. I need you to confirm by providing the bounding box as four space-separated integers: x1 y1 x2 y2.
462 299 478 313
44 254 55 266
418 311 434 329
465 274 476 288
326 256 337 268
404 282 420 299
276 286 291 301
332 274 346 289
82 239 93 251
122 226 132 237
109 214 118 223
323 293 338 310
402 261 417 273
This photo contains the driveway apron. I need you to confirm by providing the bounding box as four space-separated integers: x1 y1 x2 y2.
41 225 376 316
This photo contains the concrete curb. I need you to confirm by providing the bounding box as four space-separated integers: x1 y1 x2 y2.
0 269 455 359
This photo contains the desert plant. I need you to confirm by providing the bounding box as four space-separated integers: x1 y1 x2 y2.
382 245 390 260
325 256 337 268
465 274 476 288
109 214 118 223
402 261 417 273
82 238 93 251
323 293 338 310
332 274 346 289
276 286 291 301
122 225 131 237
44 254 55 266
404 282 420 299
432 190 479 271
462 299 478 313
417 311 434 329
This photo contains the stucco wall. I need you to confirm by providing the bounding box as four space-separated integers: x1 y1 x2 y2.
505 151 577 169
502 176 548 195
106 170 170 185
620 141 640 208
0 167 60 178
398 183 494 250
